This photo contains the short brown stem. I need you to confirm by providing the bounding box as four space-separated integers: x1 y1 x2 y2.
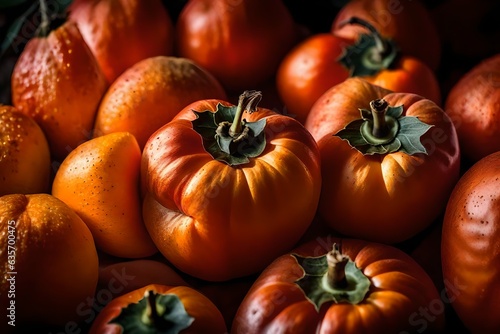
326 243 349 289
146 290 161 326
370 99 389 138
228 90 262 137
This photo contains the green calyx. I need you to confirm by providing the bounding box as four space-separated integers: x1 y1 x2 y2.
109 290 194 334
191 90 267 166
337 17 399 77
335 98 433 155
292 243 371 311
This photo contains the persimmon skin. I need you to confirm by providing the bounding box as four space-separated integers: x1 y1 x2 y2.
142 100 322 281
331 0 441 70
52 132 157 258
444 53 500 163
367 56 442 106
175 0 299 92
232 236 445 333
69 0 174 83
305 78 460 244
0 106 51 196
276 33 351 124
97 259 188 297
276 33 441 126
88 284 227 334
93 56 227 150
0 194 99 329
11 21 108 161
441 151 500 333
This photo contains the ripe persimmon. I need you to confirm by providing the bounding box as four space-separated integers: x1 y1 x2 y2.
0 105 51 196
93 56 227 150
11 21 108 161
69 0 175 83
0 193 99 329
52 132 157 258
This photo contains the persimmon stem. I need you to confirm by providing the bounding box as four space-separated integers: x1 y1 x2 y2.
38 0 50 37
326 243 349 289
338 17 389 63
228 90 262 137
144 290 161 326
370 99 389 138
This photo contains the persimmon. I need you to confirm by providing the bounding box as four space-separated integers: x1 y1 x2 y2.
97 259 188 297
232 237 445 333
142 91 322 281
442 151 500 333
175 0 299 92
305 78 460 243
88 284 227 334
276 18 441 124
0 193 99 329
11 21 108 161
68 0 175 83
52 132 157 258
444 53 500 163
93 56 227 150
331 0 441 70
0 105 51 196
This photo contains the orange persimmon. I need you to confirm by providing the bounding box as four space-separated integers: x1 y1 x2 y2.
52 132 157 258
93 56 227 150
0 105 51 196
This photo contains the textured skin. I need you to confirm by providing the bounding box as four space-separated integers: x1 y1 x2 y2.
0 194 98 328
0 106 51 196
444 54 500 163
52 132 157 258
232 237 445 334
306 78 460 243
69 0 174 83
142 100 322 281
93 56 227 150
175 0 299 92
11 22 108 161
442 151 500 333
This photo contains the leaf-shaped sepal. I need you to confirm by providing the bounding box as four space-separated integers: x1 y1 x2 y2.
292 253 371 311
191 103 267 166
110 291 194 334
337 32 399 77
335 103 433 155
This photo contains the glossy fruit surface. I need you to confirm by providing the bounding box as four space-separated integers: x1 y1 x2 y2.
52 132 157 258
69 0 174 83
305 78 460 243
0 193 99 328
175 0 298 92
332 0 441 70
94 56 227 150
444 53 500 163
142 93 321 281
232 236 445 333
88 284 227 334
442 151 500 333
0 105 51 196
11 21 108 161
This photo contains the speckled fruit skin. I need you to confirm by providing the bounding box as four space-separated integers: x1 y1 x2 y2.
69 0 175 83
444 54 500 163
0 193 99 329
52 132 157 258
441 151 500 333
0 105 51 196
11 21 108 161
93 56 227 150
